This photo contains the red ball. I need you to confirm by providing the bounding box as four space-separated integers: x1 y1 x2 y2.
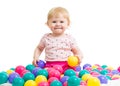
15 65 26 74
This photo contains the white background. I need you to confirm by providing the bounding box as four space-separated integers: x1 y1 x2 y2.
0 0 120 71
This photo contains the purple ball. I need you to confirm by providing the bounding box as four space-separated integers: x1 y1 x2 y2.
32 67 41 77
8 72 20 83
74 66 81 72
37 60 46 68
98 75 108 84
83 64 91 69
111 70 119 74
60 76 69 84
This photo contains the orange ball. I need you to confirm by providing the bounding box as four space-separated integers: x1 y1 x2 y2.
67 56 78 67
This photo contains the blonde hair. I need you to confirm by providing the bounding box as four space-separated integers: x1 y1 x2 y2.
47 7 70 25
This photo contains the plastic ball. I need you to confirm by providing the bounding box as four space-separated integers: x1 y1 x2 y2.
67 56 78 67
24 80 37 86
26 64 35 72
49 69 61 79
48 77 59 84
37 60 46 68
50 80 62 86
90 71 100 77
100 69 108 75
8 72 20 83
101 65 107 69
0 72 8 84
83 64 92 69
117 66 120 72
35 75 47 84
67 76 81 86
38 81 49 86
79 70 89 78
97 75 108 84
12 77 24 86
74 66 81 72
6 69 14 75
111 70 119 74
20 69 30 77
32 67 41 77
53 65 63 74
87 77 100 86
23 72 35 82
37 69 48 78
15 65 26 74
82 74 92 81
111 74 120 80
64 69 76 77
63 81 68 86
60 76 69 84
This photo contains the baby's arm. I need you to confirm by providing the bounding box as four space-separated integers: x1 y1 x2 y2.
32 45 44 66
71 47 83 65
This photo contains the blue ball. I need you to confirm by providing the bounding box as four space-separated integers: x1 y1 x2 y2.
37 60 46 68
98 75 108 84
83 64 91 69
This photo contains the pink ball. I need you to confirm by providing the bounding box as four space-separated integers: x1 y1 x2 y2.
48 77 59 84
20 69 29 77
49 69 61 79
63 81 68 86
80 81 87 86
46 68 55 74
53 65 63 74
117 66 120 72
15 65 26 74
38 81 49 86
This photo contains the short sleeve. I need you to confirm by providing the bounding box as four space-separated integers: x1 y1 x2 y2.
38 34 47 49
69 35 78 48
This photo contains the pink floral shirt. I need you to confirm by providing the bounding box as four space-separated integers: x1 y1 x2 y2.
39 33 77 61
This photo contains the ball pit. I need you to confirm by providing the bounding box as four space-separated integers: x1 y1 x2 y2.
0 62 120 86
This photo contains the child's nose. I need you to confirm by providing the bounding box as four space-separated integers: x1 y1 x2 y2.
56 22 61 26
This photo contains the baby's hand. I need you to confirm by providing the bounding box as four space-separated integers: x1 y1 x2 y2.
32 58 39 67
75 56 82 65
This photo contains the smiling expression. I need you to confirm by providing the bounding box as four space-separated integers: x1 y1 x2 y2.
47 14 69 36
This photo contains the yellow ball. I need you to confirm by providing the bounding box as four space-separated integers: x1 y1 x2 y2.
24 80 37 86
35 75 47 84
87 77 100 86
6 69 14 75
82 74 92 81
67 56 78 67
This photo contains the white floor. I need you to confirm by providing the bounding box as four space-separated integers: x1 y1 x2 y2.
0 79 120 86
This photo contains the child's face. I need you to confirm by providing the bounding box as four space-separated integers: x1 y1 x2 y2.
47 14 69 36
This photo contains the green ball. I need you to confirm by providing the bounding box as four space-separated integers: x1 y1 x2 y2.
68 76 81 86
37 69 48 78
64 69 76 77
101 65 108 69
12 77 24 86
50 80 62 86
0 72 8 84
26 64 35 72
23 72 35 81
100 69 108 75
79 70 89 78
